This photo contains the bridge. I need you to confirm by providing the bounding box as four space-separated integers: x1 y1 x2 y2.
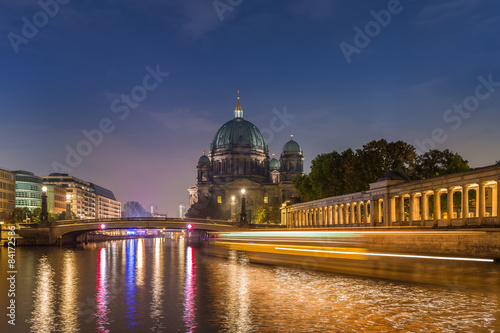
17 217 238 245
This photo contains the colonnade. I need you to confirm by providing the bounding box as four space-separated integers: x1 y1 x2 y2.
282 165 500 228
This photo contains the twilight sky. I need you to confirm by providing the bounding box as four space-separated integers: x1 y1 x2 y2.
1 0 500 216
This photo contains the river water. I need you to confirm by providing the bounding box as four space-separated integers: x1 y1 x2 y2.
1 236 499 332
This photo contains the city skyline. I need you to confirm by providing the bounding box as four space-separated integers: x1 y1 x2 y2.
1 0 500 215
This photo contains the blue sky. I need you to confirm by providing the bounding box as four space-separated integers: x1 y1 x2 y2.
1 0 500 215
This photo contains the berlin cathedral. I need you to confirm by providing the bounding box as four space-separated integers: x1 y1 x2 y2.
188 95 305 222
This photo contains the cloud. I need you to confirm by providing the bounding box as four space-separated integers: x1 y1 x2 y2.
288 0 336 21
414 0 482 26
113 0 233 38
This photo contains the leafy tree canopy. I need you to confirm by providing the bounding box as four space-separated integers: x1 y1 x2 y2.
293 139 469 201
122 201 152 218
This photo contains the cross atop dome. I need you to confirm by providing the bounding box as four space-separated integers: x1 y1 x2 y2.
234 90 243 118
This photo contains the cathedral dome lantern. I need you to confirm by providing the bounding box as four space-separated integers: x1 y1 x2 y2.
270 153 280 170
282 134 301 153
280 134 304 181
198 153 210 165
211 94 268 152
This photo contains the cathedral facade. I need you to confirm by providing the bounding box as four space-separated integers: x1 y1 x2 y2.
188 95 304 222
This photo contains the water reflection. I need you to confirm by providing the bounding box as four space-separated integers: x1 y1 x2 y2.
223 250 252 332
183 246 197 332
125 239 138 327
60 250 79 333
136 238 145 286
28 256 56 333
149 238 165 332
94 247 110 333
12 238 500 332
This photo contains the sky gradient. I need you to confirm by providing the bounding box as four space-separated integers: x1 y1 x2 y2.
1 0 500 216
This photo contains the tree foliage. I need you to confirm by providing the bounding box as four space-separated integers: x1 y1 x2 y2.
185 195 229 220
254 201 281 224
121 201 152 218
293 139 470 202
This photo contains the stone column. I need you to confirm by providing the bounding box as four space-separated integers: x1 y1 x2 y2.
422 192 429 221
390 196 397 226
434 189 441 227
497 182 500 224
409 193 416 225
357 202 362 224
479 182 486 226
399 196 405 224
350 203 355 224
384 191 391 227
364 201 369 224
447 187 455 226
370 199 376 224
462 185 469 225
492 184 498 218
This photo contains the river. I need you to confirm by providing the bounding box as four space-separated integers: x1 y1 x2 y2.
1 236 499 332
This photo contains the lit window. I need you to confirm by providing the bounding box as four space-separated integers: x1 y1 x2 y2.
264 196 269 204
217 196 222 204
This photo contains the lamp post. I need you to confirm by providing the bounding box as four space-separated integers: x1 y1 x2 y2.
66 194 72 220
231 196 236 222
239 189 248 227
40 186 49 227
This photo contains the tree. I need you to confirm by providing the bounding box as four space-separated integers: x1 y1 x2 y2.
414 149 469 179
56 211 77 220
255 205 270 224
293 139 470 202
185 196 229 220
9 208 26 223
31 208 42 223
121 201 152 218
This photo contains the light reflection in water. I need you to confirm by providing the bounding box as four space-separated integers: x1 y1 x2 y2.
94 247 110 333
224 250 252 332
60 251 79 333
125 239 138 327
150 238 165 331
183 246 197 332
28 256 56 333
136 238 145 286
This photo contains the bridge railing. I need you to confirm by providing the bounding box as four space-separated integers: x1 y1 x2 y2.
50 217 237 226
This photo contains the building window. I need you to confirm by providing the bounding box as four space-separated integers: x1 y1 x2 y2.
217 196 222 204
264 196 269 204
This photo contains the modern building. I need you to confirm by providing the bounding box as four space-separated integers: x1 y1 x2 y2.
14 170 43 212
91 183 121 218
42 174 121 219
43 174 96 219
188 95 305 222
45 185 66 216
0 167 16 221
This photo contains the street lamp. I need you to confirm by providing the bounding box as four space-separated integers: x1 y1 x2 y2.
66 194 72 220
239 189 247 227
231 196 236 222
40 186 49 227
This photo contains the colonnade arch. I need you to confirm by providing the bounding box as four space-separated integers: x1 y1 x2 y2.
282 165 500 228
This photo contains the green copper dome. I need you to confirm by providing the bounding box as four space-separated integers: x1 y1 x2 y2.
198 154 210 164
270 157 280 169
211 95 268 151
282 137 301 153
212 118 267 151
